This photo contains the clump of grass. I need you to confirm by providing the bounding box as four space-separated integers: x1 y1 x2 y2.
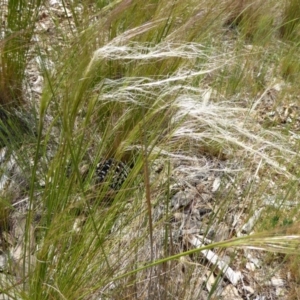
279 0 300 41
32 46 294 300
222 0 275 43
0 0 41 147
1 1 300 299
280 46 300 82
0 0 42 106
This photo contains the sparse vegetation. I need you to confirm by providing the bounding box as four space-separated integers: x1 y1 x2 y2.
0 0 300 299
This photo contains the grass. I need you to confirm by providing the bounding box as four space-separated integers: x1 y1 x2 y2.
1 0 300 299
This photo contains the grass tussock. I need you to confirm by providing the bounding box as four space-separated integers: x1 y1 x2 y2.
1 0 300 299
280 0 300 41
